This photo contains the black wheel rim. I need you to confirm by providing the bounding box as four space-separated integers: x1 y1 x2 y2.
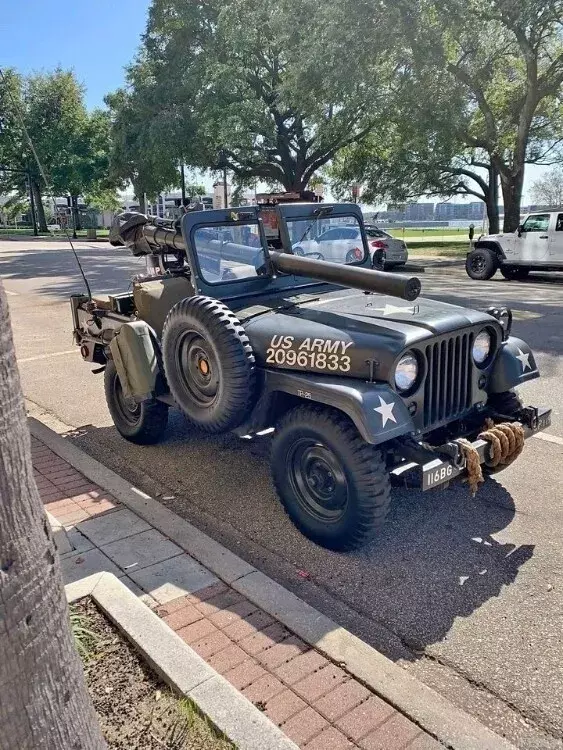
287 439 349 522
176 331 219 407
470 253 486 273
113 375 141 425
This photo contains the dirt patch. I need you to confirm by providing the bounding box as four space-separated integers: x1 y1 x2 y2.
73 599 234 750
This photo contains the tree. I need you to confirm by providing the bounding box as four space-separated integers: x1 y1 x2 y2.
105 88 180 212
0 280 106 749
398 0 563 231
118 0 397 191
531 166 563 206
0 69 117 232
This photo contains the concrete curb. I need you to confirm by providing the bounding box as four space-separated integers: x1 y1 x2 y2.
32 417 517 750
67 572 298 750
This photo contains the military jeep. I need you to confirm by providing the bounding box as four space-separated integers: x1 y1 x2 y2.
70 198 550 550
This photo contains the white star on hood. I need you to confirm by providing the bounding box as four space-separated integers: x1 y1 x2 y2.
374 304 415 316
516 347 532 371
374 396 398 428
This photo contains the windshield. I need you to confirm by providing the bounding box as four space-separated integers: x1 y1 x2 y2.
286 215 368 264
192 221 266 283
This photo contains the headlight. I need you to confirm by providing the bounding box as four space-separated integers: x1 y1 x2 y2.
472 330 492 365
395 351 418 392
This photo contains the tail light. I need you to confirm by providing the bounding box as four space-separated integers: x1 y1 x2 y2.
371 240 386 249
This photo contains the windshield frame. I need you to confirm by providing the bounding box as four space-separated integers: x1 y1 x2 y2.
276 203 370 267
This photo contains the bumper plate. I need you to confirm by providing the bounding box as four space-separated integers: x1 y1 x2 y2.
398 406 551 491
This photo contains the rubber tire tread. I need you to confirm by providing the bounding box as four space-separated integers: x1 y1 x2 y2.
271 405 391 551
465 248 497 280
104 360 169 445
162 295 256 433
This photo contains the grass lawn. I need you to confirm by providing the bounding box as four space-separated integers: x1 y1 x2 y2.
388 227 476 239
409 243 468 256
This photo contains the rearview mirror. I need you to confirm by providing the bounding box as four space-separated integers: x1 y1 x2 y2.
517 225 523 237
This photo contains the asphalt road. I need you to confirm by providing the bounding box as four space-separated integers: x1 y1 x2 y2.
2 239 562 749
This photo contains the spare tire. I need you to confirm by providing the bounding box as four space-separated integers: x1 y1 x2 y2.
162 295 256 433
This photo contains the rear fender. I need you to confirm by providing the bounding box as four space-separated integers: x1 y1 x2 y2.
109 321 160 401
489 336 539 392
263 370 414 445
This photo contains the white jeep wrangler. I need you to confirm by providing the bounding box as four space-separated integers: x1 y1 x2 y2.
466 210 563 280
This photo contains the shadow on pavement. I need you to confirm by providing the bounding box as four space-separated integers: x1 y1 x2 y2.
0 245 141 298
70 413 534 665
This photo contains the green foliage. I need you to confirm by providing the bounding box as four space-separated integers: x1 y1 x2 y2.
113 0 398 191
0 68 118 222
331 0 563 229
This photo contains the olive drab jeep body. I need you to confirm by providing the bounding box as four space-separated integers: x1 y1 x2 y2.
70 197 551 550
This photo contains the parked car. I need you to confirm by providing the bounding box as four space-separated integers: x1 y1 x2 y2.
364 225 409 270
466 211 563 280
292 224 408 270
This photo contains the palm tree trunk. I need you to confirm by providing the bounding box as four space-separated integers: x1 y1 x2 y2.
0 280 106 750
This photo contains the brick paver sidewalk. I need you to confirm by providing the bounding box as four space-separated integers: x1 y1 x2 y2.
32 434 443 750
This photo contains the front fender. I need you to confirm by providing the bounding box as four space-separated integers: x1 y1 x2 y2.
264 370 414 445
489 336 539 393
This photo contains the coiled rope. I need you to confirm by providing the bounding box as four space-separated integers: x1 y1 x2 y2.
457 419 525 496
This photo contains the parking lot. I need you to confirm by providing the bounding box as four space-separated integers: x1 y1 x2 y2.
2 238 562 750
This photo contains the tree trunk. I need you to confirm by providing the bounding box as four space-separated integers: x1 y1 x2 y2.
500 168 525 232
31 180 48 232
0 281 107 750
486 165 500 234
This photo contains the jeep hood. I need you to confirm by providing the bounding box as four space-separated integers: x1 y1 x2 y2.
240 289 497 380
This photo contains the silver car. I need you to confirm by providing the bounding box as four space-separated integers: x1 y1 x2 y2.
292 224 408 270
364 225 408 270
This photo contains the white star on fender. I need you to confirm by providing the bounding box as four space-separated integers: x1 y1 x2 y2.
374 304 415 316
374 396 398 427
516 347 531 371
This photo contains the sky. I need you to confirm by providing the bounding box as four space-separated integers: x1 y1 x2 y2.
1 0 151 110
0 0 548 204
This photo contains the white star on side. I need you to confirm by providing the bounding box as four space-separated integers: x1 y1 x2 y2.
374 396 398 428
516 347 532 372
374 304 415 316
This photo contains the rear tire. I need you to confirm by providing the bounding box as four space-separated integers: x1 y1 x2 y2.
466 248 497 280
162 295 256 433
104 360 168 444
500 266 530 280
271 406 391 551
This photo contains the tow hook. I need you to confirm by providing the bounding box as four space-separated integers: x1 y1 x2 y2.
438 442 466 469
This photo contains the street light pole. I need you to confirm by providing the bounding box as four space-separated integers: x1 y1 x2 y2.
218 150 229 209
180 164 186 203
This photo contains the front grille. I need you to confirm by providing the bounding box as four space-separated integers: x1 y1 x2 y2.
423 333 474 428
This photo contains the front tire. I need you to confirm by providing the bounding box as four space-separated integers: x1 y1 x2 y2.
271 406 391 551
104 360 168 444
500 266 530 280
466 248 498 280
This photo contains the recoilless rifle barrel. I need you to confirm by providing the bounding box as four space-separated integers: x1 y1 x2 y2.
110 212 421 302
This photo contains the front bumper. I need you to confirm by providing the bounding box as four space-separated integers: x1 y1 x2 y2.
392 405 551 490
